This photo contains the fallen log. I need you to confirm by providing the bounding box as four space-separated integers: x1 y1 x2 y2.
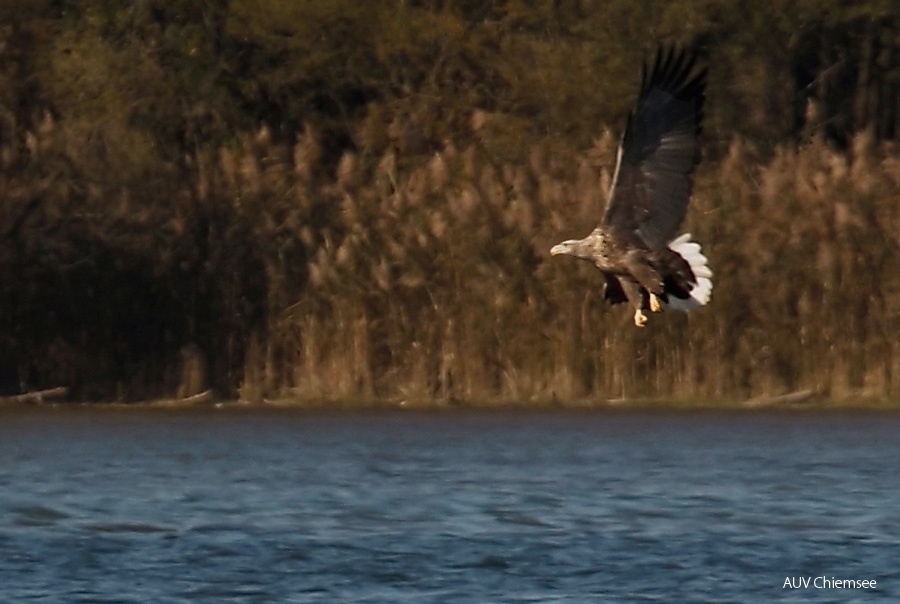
741 389 816 409
0 386 69 406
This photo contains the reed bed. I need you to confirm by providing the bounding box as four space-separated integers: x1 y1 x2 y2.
3 110 900 404
221 124 900 404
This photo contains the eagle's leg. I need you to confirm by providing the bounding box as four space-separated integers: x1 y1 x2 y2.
620 278 649 327
624 255 665 318
633 308 648 327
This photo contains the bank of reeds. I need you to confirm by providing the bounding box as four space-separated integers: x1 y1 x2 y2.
3 114 900 404
229 123 900 404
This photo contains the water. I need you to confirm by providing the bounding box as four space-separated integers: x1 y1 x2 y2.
1 408 898 603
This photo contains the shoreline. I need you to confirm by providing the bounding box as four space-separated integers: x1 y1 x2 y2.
2 388 899 413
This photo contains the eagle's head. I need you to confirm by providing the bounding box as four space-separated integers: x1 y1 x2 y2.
550 239 578 256
550 239 593 261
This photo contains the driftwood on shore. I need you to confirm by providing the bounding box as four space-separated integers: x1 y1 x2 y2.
141 389 216 408
0 388 219 409
0 386 69 406
741 389 817 409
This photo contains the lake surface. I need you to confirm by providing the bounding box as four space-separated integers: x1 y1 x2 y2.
0 408 898 603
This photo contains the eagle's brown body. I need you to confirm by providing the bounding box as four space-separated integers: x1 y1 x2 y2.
550 47 712 326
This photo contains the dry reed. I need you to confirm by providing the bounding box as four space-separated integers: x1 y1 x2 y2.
234 120 900 405
4 110 900 404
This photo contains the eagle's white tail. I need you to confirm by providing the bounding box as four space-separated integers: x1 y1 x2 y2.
664 233 712 312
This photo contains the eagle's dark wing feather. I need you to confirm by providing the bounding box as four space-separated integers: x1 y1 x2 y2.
601 47 706 251
603 273 628 305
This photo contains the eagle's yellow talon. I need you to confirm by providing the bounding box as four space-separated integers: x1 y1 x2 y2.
649 293 662 312
634 309 648 327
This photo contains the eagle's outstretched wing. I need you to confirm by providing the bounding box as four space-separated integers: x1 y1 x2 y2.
601 47 707 251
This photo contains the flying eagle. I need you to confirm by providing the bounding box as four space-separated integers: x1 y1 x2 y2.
550 46 712 327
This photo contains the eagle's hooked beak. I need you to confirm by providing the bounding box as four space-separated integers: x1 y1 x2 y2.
550 243 569 256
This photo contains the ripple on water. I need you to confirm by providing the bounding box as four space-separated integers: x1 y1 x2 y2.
10 504 71 527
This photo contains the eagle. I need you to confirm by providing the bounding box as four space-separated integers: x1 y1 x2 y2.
551 46 712 327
